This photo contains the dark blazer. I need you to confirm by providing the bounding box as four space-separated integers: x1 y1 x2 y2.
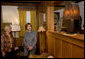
1 32 15 53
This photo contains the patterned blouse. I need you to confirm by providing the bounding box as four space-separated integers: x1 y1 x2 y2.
1 32 15 53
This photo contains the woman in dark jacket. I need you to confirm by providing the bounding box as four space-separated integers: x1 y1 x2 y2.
1 25 18 58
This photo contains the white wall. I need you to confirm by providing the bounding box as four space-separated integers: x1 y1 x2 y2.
2 6 19 24
54 8 64 27
54 8 64 18
78 1 84 30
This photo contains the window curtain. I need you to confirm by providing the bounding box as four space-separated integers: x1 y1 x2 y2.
30 10 37 32
18 10 26 37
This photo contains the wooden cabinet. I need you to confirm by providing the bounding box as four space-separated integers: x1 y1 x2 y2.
47 31 84 58
39 32 46 54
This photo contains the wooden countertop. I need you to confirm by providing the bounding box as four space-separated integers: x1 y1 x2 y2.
49 31 84 41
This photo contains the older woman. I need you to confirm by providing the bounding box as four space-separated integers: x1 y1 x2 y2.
1 25 17 58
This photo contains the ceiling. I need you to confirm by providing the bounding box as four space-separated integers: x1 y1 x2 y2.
1 1 80 10
1 1 81 6
1 1 63 6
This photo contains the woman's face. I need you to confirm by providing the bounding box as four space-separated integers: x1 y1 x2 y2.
27 25 32 31
6 27 11 33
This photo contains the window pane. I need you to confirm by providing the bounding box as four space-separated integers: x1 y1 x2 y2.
2 6 19 24
26 11 30 23
43 13 46 22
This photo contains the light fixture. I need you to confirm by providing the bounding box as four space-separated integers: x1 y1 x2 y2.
38 26 46 32
11 24 21 38
64 2 80 19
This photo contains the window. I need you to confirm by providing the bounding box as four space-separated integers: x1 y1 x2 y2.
26 11 31 23
2 6 19 24
43 13 46 22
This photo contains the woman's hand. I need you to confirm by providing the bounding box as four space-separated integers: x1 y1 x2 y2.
8 49 12 52
2 52 5 57
28 46 33 51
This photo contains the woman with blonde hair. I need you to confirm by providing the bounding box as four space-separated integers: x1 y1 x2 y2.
1 25 18 58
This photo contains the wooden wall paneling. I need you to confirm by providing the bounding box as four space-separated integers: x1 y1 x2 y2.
39 32 46 53
71 38 84 48
50 33 55 56
49 34 53 54
46 31 49 54
55 33 84 48
47 31 84 58
46 2 54 55
37 3 46 54
54 38 62 58
47 33 51 54
38 12 43 26
46 5 54 32
72 44 84 58
48 33 51 55
62 40 72 58
46 5 54 55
